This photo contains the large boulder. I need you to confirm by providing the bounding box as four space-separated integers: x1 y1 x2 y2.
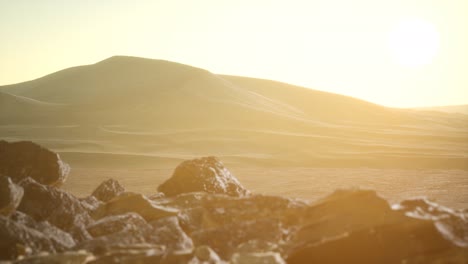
287 218 461 264
0 175 24 216
91 178 125 202
17 178 91 241
0 140 70 186
286 189 467 264
157 156 250 197
290 189 402 246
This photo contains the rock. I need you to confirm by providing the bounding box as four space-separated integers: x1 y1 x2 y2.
91 179 125 203
10 211 35 226
87 246 194 264
177 207 207 234
191 246 223 263
28 223 76 253
86 213 151 238
153 192 208 234
17 178 91 241
87 213 152 237
80 213 156 255
147 192 165 200
11 212 76 252
92 192 178 222
159 250 194 264
14 251 92 264
1 149 466 263
287 217 459 264
236 240 280 254
0 176 24 217
157 156 249 197
231 241 285 264
152 192 207 210
147 216 194 251
231 252 286 264
80 196 103 214
0 215 55 260
75 234 151 255
290 189 404 247
89 248 194 264
286 189 466 264
397 198 457 218
85 244 166 263
177 193 306 236
191 218 283 260
0 140 70 186
395 198 468 247
401 246 468 263
200 194 307 229
68 225 93 244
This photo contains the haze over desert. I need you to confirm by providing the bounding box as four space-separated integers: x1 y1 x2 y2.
1 1 467 263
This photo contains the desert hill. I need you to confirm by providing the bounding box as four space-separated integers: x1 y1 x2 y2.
414 104 468 115
1 56 467 169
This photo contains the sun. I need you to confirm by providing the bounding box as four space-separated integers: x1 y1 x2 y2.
388 18 440 68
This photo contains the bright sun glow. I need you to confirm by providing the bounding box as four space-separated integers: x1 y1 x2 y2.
2 1 468 107
388 18 441 67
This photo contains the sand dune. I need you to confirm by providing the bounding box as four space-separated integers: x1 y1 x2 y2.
414 104 468 115
1 56 467 170
0 91 65 123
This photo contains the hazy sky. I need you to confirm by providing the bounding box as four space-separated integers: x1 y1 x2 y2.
1 0 467 107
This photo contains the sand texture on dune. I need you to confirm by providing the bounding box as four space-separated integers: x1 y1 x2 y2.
1 56 467 169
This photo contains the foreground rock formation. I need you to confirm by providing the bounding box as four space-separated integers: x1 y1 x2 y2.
0 140 70 186
0 141 467 263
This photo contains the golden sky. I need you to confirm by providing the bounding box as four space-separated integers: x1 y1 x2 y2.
1 0 467 107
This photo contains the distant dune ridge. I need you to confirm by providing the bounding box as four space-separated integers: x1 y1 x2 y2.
414 104 468 115
0 56 467 169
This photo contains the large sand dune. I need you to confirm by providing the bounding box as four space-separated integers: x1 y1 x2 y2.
1 56 467 170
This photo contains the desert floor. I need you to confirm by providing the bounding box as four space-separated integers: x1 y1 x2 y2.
63 166 468 209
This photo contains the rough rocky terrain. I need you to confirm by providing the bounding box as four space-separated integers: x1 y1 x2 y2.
1 141 467 263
